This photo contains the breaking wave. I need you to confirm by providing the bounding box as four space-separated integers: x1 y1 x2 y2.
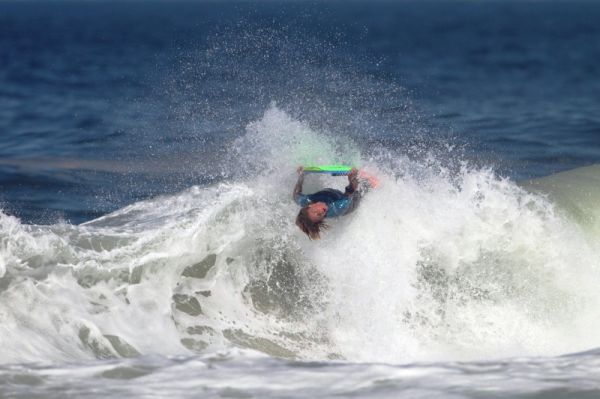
1 106 600 365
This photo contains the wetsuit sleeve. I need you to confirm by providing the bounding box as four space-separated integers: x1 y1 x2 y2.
295 194 311 207
326 197 352 217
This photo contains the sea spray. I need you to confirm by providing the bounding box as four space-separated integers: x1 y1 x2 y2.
313 166 600 362
0 108 599 367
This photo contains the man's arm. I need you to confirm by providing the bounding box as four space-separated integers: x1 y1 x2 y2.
344 168 359 196
293 166 305 201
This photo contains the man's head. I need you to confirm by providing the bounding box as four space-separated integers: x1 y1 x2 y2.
306 202 327 222
295 202 328 239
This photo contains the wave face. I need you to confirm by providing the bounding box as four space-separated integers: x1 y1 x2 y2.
1 107 600 365
523 165 600 239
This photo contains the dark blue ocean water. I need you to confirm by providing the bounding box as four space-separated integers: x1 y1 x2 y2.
1 0 599 224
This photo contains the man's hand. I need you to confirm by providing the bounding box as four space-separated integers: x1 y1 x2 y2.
297 166 304 175
347 167 359 192
348 168 358 181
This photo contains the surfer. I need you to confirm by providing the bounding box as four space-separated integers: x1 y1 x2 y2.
293 166 371 240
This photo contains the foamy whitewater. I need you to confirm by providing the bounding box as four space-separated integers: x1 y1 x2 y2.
2 108 600 397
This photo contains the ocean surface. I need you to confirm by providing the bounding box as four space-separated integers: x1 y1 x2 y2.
1 1 600 397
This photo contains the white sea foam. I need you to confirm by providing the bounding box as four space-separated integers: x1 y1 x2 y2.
0 106 599 366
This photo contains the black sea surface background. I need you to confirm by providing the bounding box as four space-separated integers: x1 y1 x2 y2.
1 0 599 224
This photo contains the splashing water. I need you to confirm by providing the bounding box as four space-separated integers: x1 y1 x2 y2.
1 107 600 367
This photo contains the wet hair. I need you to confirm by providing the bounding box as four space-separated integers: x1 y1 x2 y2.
295 207 328 240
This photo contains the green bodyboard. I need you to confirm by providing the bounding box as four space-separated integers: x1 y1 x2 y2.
304 165 354 176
